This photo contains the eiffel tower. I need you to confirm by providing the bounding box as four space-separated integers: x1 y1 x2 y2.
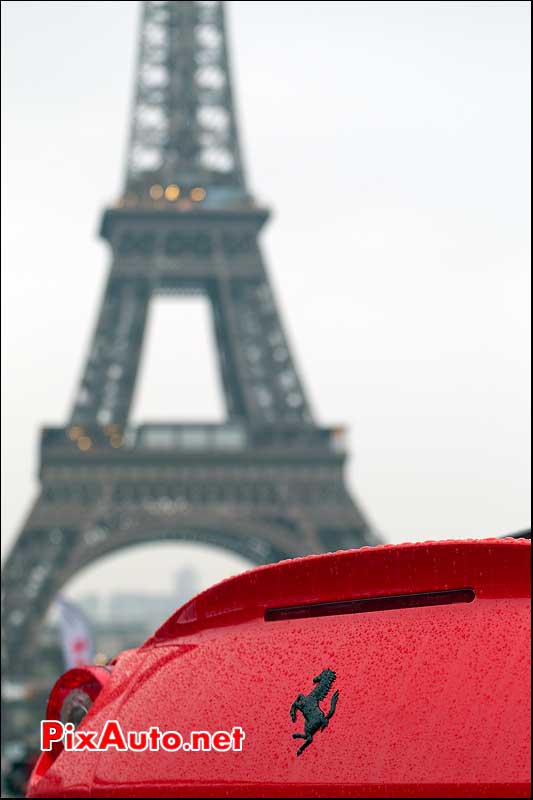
2 1 380 689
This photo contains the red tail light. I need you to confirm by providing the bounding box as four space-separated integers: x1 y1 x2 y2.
46 665 111 729
30 664 112 784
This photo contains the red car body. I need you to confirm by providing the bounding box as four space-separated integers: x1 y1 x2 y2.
28 538 531 798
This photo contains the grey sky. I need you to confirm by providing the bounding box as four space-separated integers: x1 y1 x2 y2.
1 1 530 599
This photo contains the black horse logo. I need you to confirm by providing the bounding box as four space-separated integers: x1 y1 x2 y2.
290 668 339 756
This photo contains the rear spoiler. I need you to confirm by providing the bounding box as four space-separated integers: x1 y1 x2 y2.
144 538 530 646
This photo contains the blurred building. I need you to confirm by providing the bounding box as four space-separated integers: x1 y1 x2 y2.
78 565 198 631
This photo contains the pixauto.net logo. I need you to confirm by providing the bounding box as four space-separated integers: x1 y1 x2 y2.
41 720 245 753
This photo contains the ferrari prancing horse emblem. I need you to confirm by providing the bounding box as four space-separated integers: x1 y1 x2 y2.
290 668 339 756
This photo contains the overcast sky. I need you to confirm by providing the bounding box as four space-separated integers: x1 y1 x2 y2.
1 1 530 600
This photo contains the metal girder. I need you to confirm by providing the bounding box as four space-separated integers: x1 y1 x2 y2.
71 275 151 427
72 204 315 427
125 0 246 196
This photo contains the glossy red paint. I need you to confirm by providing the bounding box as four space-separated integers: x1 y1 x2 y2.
28 538 531 798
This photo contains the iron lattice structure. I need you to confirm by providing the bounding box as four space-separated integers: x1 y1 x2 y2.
125 0 247 195
2 0 381 738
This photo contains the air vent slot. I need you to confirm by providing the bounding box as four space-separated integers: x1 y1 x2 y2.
265 588 475 622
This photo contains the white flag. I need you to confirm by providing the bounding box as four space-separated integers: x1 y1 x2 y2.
57 595 94 669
